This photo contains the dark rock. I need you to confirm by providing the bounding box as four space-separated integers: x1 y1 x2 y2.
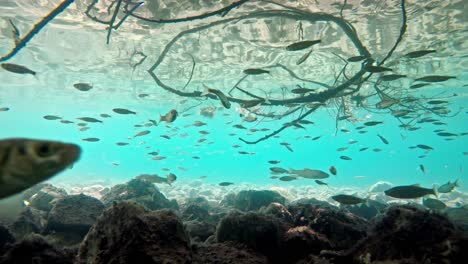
28 184 68 212
10 207 47 239
220 192 237 207
227 190 287 211
182 204 210 221
0 224 15 255
21 183 50 200
294 254 332 264
0 234 73 264
292 205 368 250
281 226 331 263
76 202 191 264
349 205 468 263
184 220 216 243
309 207 368 250
259 202 293 223
289 198 337 209
216 211 287 261
45 194 105 238
101 179 179 210
192 242 268 264
445 207 468 231
182 196 211 211
343 200 388 220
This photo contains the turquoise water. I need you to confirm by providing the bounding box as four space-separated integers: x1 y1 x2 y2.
0 0 467 194
1 86 466 191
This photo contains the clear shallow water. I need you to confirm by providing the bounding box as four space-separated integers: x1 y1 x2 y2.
0 0 467 195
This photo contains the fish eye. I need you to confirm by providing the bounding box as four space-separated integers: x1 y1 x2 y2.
36 144 52 157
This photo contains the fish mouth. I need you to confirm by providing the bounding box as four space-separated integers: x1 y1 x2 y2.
62 143 82 165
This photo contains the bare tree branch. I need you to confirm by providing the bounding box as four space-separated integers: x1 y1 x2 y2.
0 0 75 62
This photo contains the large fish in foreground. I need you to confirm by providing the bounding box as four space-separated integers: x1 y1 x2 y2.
0 138 81 199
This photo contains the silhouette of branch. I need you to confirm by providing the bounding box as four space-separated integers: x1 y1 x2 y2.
182 54 196 90
239 104 321 144
148 10 370 105
0 0 75 62
85 0 144 44
123 0 250 23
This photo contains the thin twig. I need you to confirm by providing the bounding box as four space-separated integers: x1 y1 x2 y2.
106 0 123 44
182 54 196 90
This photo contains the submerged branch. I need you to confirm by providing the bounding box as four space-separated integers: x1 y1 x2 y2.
240 104 321 144
148 10 370 105
182 54 196 90
123 0 250 23
0 0 75 62
106 0 124 44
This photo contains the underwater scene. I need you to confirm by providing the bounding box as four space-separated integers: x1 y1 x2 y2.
0 0 467 263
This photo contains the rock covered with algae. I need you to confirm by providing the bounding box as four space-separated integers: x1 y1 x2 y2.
76 202 191 264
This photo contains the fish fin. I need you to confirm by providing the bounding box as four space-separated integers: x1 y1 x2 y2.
454 179 460 187
411 183 421 187
433 186 439 198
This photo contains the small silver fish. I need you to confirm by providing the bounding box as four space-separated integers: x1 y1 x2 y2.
286 40 321 51
270 167 289 174
331 194 367 205
243 68 270 75
385 185 436 199
82 138 100 142
134 130 150 138
8 19 20 45
289 168 329 179
423 198 446 210
73 83 93 91
77 117 103 123
0 138 81 199
166 173 177 184
438 180 459 193
404 50 436 58
219 182 234 186
43 115 62 120
377 134 389 144
415 75 455 83
202 85 231 109
113 108 136 115
315 180 328 186
1 63 36 75
296 48 314 65
136 174 170 185
159 109 178 124
279 176 297 181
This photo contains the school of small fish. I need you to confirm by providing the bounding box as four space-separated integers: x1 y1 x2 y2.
0 31 465 220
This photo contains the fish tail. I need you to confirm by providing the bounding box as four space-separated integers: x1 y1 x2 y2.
433 186 439 198
454 179 460 187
